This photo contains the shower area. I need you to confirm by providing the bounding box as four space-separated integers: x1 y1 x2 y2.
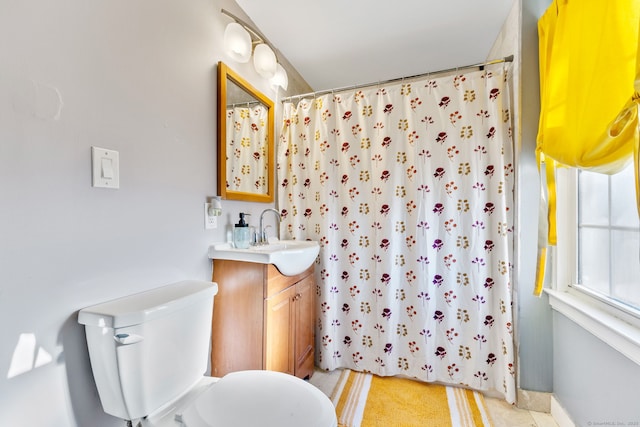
277 61 516 404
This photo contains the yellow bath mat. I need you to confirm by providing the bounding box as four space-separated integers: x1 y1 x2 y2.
331 370 493 427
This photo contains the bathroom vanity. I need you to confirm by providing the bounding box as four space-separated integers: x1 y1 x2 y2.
210 260 315 380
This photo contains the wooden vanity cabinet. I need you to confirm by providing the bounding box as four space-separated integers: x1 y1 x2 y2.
210 260 315 380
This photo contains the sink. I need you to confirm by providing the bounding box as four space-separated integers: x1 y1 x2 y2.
208 239 320 276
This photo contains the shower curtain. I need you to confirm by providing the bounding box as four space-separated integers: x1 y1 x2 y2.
278 64 515 403
225 105 269 194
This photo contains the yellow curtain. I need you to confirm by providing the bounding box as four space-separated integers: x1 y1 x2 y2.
535 0 640 296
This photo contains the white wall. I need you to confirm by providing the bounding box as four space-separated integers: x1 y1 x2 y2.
0 1 308 425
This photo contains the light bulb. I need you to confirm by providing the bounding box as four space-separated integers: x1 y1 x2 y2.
271 63 288 90
253 43 277 79
223 23 251 63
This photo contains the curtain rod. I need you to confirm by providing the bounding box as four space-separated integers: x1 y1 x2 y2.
227 101 264 109
281 55 514 102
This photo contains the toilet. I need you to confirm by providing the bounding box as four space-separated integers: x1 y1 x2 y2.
77 280 337 427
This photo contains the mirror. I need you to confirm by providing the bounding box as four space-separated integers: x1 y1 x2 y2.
217 61 274 202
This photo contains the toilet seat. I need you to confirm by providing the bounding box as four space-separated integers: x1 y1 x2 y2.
146 371 337 427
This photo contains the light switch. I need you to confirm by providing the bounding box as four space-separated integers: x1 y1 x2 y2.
92 147 120 189
101 158 114 179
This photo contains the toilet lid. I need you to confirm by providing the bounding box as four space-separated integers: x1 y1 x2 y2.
177 371 337 427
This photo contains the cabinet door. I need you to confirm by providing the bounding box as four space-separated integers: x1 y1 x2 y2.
264 286 295 376
211 260 265 377
294 275 315 379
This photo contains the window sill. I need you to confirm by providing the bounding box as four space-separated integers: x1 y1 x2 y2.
545 288 640 366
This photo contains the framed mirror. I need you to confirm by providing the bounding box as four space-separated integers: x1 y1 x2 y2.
217 61 274 202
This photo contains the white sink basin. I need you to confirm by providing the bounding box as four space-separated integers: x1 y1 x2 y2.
208 240 319 276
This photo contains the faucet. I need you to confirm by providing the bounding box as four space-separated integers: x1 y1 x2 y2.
258 208 281 245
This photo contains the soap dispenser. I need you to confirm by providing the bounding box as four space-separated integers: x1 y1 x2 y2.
233 213 251 249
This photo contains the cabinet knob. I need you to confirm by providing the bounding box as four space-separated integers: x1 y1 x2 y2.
293 293 302 301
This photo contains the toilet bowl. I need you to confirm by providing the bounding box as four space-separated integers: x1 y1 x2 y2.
78 280 337 427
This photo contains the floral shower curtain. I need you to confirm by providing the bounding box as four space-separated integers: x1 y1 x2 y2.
225 105 269 194
278 64 515 403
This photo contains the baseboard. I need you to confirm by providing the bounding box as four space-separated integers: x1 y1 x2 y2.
550 395 575 427
516 388 551 413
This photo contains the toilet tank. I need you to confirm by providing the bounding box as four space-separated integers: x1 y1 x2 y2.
78 280 218 421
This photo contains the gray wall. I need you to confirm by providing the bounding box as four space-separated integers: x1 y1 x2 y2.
516 0 554 393
553 313 640 425
490 0 554 394
0 1 308 426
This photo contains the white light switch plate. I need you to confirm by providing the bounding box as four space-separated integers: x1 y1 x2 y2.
92 147 120 189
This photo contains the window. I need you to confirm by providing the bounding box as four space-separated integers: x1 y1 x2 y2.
577 164 640 311
548 163 640 364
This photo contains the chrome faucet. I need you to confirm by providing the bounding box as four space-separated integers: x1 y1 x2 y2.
258 208 281 245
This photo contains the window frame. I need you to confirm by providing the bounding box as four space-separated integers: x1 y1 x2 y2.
546 167 640 366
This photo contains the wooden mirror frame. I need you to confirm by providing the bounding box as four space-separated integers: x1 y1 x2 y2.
217 61 275 202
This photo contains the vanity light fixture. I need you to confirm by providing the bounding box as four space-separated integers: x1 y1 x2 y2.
221 9 287 89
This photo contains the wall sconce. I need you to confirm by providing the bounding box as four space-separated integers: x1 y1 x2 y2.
221 9 287 89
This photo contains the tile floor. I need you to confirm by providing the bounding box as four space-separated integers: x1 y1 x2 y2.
485 397 558 427
309 368 559 427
